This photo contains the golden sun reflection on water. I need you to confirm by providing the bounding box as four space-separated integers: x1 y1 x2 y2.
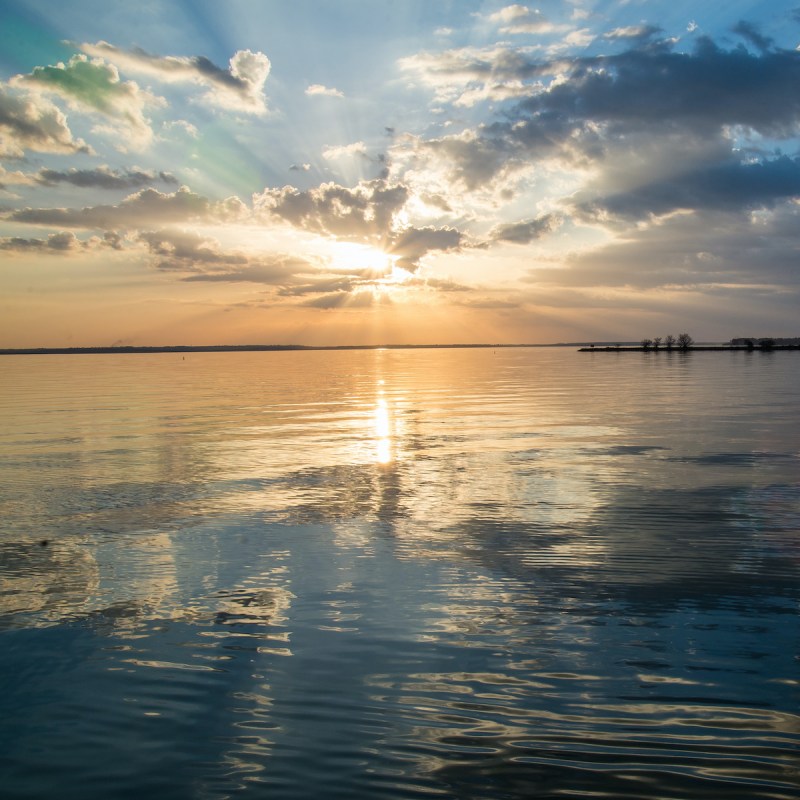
374 380 393 464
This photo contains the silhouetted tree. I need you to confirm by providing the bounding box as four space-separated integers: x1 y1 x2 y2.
665 334 676 350
744 339 755 350
760 338 775 350
641 338 652 349
653 337 662 350
677 332 694 350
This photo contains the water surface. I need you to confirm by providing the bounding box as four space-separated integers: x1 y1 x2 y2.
1 348 798 799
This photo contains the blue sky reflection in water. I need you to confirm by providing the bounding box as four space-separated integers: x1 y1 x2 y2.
0 348 799 799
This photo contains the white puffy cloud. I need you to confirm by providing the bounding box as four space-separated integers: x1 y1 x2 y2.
13 54 161 149
322 141 368 161
306 84 344 98
254 178 409 241
0 83 91 157
487 5 567 35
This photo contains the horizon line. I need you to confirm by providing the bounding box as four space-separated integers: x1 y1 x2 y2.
0 341 663 355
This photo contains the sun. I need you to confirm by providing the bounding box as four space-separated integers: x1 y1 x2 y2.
326 241 415 297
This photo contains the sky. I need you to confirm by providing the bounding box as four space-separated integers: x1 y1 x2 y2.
2 0 800 347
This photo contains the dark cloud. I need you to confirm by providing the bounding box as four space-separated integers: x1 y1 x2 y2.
401 36 800 197
387 225 462 271
576 156 800 221
731 20 773 52
0 231 97 252
36 166 178 190
488 214 561 244
9 186 219 229
514 38 800 138
532 205 800 291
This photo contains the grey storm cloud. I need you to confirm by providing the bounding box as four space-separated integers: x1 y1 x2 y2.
36 166 178 190
514 36 800 137
575 156 800 221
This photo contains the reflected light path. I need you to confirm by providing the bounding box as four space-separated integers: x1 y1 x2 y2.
374 380 392 464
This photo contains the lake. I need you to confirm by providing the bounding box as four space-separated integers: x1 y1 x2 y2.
1 347 798 799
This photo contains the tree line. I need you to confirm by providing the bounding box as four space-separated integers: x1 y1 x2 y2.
639 333 693 350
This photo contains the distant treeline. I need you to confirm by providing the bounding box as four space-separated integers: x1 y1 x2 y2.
730 337 800 347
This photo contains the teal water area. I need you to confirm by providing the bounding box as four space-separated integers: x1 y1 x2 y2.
1 348 798 799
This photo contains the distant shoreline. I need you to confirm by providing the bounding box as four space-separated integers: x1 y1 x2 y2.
0 343 576 355
579 345 800 352
2 343 798 356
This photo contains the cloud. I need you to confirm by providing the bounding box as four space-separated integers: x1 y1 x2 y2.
302 290 382 309
79 42 270 114
575 156 800 222
254 178 409 241
138 228 318 284
731 20 773 52
0 230 107 252
35 166 178 190
398 44 547 106
277 276 365 297
0 165 37 188
0 83 91 157
387 226 462 271
390 128 523 193
603 25 663 41
403 34 800 135
8 186 237 230
488 214 561 244
396 35 800 210
322 141 368 161
487 5 566 35
512 38 800 137
13 54 161 149
532 204 800 292
305 84 344 98
289 163 311 172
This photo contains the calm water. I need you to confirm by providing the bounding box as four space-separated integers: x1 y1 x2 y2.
1 347 798 799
